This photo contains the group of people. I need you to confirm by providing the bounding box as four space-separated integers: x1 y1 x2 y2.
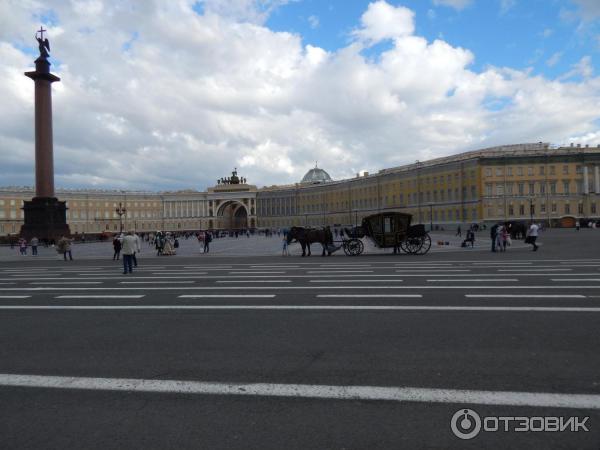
490 222 539 252
16 237 40 256
111 231 141 273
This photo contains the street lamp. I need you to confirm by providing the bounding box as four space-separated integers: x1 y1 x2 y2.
529 197 534 223
429 203 433 232
115 202 127 232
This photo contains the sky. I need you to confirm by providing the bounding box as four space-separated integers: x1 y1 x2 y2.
1 0 599 191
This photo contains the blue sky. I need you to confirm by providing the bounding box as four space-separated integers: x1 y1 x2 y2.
1 0 599 190
265 0 599 79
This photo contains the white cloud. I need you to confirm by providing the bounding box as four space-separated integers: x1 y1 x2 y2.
546 52 563 67
0 0 599 192
499 0 516 15
308 15 319 29
432 0 472 11
571 0 600 21
354 1 415 43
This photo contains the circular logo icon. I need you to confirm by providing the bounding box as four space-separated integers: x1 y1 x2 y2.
451 408 482 440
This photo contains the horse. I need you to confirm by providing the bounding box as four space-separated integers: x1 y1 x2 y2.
286 226 334 256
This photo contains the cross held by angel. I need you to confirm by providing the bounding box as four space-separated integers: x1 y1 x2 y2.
36 26 50 59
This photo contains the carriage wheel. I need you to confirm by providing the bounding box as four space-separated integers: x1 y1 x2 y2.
414 234 431 255
403 236 424 255
343 239 364 256
398 241 409 254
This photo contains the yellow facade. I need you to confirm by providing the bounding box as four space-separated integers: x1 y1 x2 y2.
1 143 599 237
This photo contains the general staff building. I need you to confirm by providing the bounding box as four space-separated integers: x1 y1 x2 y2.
1 142 599 237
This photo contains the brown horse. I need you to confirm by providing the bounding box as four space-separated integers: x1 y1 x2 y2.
286 226 333 256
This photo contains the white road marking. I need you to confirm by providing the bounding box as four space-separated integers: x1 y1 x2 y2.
30 282 103 285
1 374 597 409
427 279 518 282
178 295 276 298
498 268 572 272
551 279 600 282
250 266 300 268
310 280 403 283
3 285 600 291
151 272 208 275
1 305 600 312
307 270 374 273
317 294 421 298
465 294 586 299
229 271 286 274
396 270 470 273
216 280 291 283
0 295 30 299
54 295 145 299
120 281 195 284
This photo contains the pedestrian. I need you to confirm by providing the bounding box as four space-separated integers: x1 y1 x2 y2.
204 231 211 253
282 236 289 256
155 232 164 256
526 222 539 251
490 223 498 252
495 224 504 252
112 236 122 260
501 225 509 251
121 231 137 274
133 231 141 267
58 235 73 260
18 238 27 256
456 225 462 237
30 236 39 256
576 220 580 231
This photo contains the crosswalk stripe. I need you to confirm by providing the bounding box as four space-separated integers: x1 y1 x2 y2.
54 295 145 299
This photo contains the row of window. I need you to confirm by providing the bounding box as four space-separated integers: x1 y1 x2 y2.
484 180 593 196
488 202 596 217
485 165 587 178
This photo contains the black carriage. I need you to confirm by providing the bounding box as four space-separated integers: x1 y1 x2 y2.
342 212 431 256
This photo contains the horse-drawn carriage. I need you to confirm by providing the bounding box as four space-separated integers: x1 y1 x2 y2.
286 212 431 256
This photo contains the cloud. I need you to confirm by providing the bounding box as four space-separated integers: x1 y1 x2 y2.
546 51 562 67
307 15 319 29
432 0 472 11
199 0 294 24
499 0 516 15
0 0 599 192
353 1 414 43
571 0 600 21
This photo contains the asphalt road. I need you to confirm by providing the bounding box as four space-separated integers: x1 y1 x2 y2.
1 230 599 449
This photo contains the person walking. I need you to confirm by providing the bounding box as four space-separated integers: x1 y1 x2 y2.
576 220 580 231
121 231 137 274
204 231 211 253
112 236 122 260
490 223 498 252
30 236 39 256
58 235 73 261
456 225 462 237
495 224 504 252
526 222 539 251
133 232 141 267
282 236 289 256
18 238 27 256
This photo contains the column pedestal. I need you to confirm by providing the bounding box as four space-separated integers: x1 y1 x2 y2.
21 197 70 243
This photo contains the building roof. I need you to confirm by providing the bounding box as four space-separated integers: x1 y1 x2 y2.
301 166 332 184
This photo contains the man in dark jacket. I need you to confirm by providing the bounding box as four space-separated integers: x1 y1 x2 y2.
490 223 499 252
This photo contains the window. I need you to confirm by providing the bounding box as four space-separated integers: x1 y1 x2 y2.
496 168 503 176
551 203 557 213
470 186 476 199
592 203 597 214
529 183 535 194
508 205 514 215
578 203 584 214
565 204 570 214
519 205 525 215
517 167 523 176
541 203 546 213
576 165 583 174
550 166 555 175
550 182 557 194
518 183 524 196
496 184 504 196
472 209 477 219
563 165 569 175
540 183 546 195
506 183 513 195
485 168 492 177
528 167 533 176
539 166 545 175
563 181 570 194
507 167 513 176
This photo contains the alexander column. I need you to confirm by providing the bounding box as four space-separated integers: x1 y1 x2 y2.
20 27 70 242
